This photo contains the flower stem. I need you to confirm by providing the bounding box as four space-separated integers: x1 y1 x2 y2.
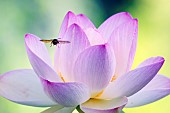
76 105 84 113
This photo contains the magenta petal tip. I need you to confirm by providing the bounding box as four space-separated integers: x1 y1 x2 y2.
24 33 31 38
120 12 133 18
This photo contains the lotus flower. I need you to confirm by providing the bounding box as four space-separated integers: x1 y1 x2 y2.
0 11 170 113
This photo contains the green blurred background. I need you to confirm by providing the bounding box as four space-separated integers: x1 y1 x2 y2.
0 0 170 113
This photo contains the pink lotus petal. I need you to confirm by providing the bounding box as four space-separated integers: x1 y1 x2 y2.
77 13 95 29
126 74 170 107
58 11 76 38
108 19 138 77
41 106 75 113
25 34 61 82
54 47 61 74
58 11 95 38
137 57 164 68
25 34 52 66
98 57 164 99
0 69 57 107
98 12 133 39
80 97 127 113
41 78 90 107
73 44 116 97
85 28 106 45
54 24 90 81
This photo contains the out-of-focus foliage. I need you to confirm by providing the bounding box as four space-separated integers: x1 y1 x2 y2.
0 0 170 113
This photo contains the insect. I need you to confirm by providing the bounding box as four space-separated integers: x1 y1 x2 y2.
40 39 70 47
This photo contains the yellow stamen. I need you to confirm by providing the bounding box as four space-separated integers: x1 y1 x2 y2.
95 90 104 97
58 72 65 82
111 76 116 82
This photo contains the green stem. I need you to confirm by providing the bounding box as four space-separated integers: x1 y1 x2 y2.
76 105 84 113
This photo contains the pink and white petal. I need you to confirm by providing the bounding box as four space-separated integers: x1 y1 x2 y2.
25 34 52 66
73 44 116 97
25 34 61 82
108 19 138 77
41 106 75 113
54 47 61 73
0 69 57 107
77 14 95 29
80 97 127 113
85 28 106 45
58 11 95 38
54 24 90 81
98 57 164 99
137 57 164 68
41 78 90 107
126 74 170 107
98 12 133 39
58 11 77 38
